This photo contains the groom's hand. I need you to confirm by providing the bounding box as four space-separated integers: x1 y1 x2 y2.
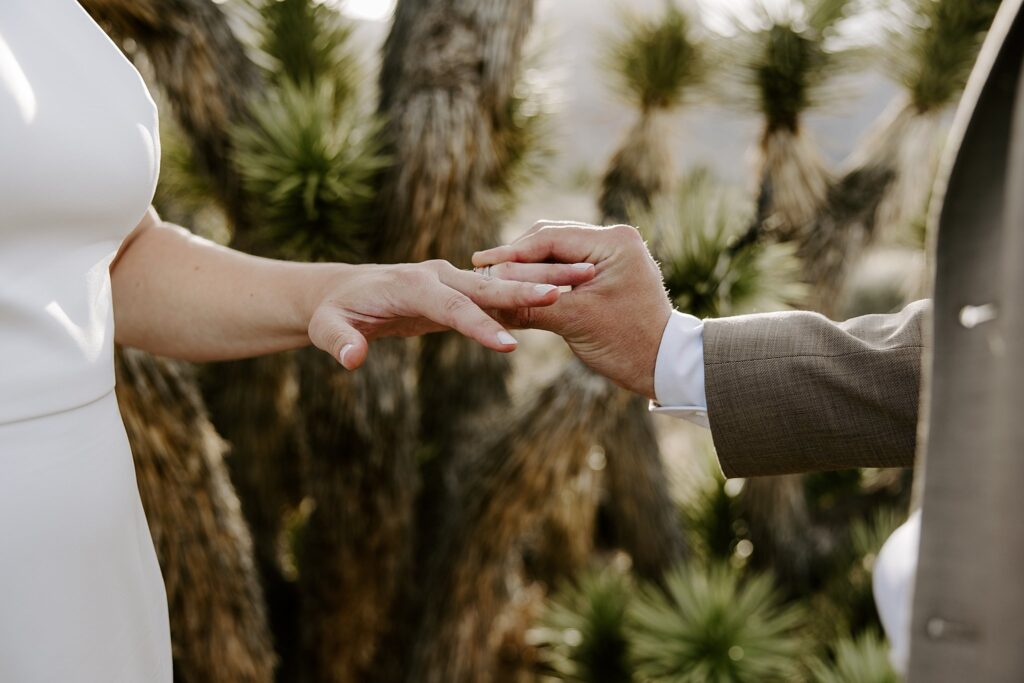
473 221 672 400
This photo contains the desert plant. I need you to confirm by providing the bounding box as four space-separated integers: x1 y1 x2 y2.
377 0 540 470
809 630 900 683
648 170 808 318
600 4 705 221
80 3 280 680
408 360 625 683
239 5 416 682
799 0 1001 308
817 506 907 638
629 563 809 682
727 0 852 240
260 0 359 100
532 568 636 683
570 4 709 589
233 81 386 261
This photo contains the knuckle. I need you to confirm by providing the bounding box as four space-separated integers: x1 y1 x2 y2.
610 224 642 242
442 292 472 318
423 259 449 276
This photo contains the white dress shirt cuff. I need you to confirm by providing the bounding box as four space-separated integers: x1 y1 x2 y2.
650 310 709 428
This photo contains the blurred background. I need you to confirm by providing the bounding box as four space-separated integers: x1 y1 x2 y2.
83 0 999 680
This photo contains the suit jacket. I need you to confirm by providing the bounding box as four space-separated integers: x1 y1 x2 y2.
702 2 1024 680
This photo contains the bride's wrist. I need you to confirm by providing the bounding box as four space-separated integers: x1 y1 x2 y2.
291 261 355 339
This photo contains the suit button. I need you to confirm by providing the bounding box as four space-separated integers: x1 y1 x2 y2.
924 616 978 641
926 618 947 639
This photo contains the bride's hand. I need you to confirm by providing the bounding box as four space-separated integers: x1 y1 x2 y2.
306 259 595 369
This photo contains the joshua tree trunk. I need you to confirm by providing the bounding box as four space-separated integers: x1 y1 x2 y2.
599 395 686 580
756 126 832 243
200 354 307 680
115 348 275 683
409 360 620 683
377 0 535 456
373 3 538 677
589 108 688 581
598 111 672 225
295 342 418 683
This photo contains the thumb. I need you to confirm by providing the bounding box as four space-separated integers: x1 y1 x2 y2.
309 308 370 370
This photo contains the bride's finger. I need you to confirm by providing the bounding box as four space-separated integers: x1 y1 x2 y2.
485 261 595 286
418 280 520 352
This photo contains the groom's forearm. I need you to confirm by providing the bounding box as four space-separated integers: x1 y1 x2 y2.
702 300 928 477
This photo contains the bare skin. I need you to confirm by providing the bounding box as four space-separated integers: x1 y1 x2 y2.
473 220 672 400
110 208 597 370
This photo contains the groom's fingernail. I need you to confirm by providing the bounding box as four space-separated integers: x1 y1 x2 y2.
533 284 558 295
496 331 518 346
339 344 355 369
571 262 594 270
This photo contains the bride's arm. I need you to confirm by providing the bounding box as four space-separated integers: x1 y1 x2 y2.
110 208 594 369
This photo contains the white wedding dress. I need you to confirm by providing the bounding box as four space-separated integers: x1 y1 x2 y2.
0 0 172 680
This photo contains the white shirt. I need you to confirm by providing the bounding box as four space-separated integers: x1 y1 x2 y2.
650 310 917 673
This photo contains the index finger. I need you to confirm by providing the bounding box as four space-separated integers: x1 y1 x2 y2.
472 225 605 267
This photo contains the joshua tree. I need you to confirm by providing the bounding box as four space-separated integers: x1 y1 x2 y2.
115 349 276 683
505 3 708 590
727 0 852 249
372 2 545 679
377 0 538 459
408 362 625 683
599 6 706 222
232 4 414 682
590 6 708 582
80 0 260 235
800 0 1002 307
719 0 853 589
533 567 636 683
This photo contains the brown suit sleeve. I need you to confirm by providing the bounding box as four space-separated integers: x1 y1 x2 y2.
703 300 928 477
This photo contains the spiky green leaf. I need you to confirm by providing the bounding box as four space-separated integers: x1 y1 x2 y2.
607 5 706 111
640 170 808 319
724 0 854 131
260 0 361 105
233 81 388 262
809 630 901 683
532 569 636 683
888 0 1001 113
628 564 809 682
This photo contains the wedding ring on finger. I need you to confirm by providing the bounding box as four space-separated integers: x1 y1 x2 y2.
473 265 493 279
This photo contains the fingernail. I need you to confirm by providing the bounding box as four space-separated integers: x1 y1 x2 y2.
339 344 354 369
496 331 518 346
533 284 558 295
571 262 594 270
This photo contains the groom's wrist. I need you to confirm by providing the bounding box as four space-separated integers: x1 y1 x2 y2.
650 310 709 426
